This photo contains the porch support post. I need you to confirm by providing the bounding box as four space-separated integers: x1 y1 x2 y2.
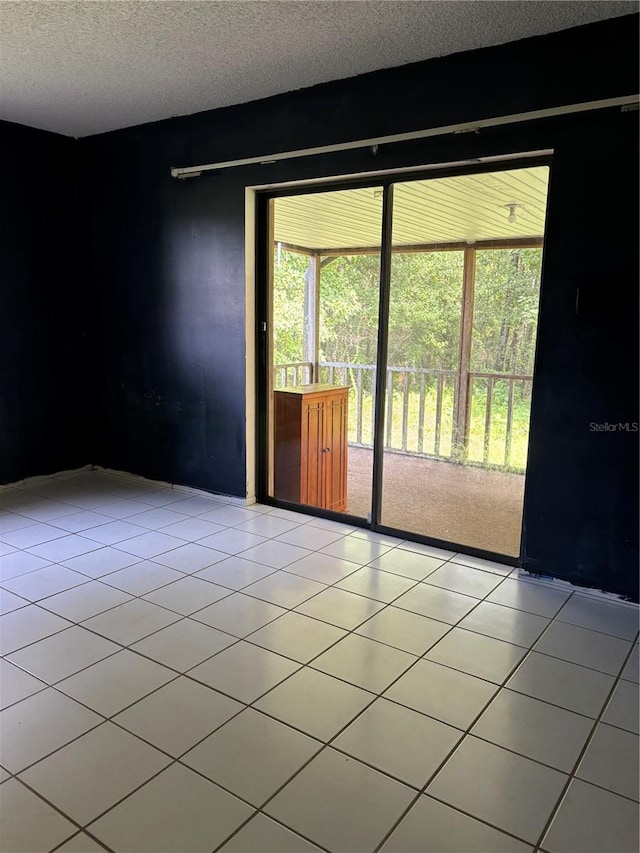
454 247 476 461
303 252 321 382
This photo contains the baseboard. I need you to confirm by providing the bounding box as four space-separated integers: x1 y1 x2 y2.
1 464 93 492
94 467 251 506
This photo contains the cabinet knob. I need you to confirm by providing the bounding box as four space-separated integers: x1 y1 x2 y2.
322 447 331 453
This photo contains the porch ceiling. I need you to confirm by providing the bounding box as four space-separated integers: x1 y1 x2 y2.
273 165 549 251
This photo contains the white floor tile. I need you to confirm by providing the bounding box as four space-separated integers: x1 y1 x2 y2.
305 516 357 534
397 540 456 560
7 625 119 684
55 832 106 852
428 736 567 844
123 507 187 529
87 763 252 853
235 514 301 538
533 621 632 675
0 521 68 549
556 594 640 641
0 604 71 655
114 676 243 756
159 517 225 542
369 548 446 581
602 678 639 733
450 553 514 575
384 658 497 730
424 628 527 684
265 748 415 853
168 495 228 516
0 551 52 581
218 814 323 853
143 575 231 614
0 588 29 615
576 723 639 801
284 551 361 584
199 505 258 526
189 640 299 703
295 586 385 629
356 606 450 655
240 539 311 569
81 599 180 645
423 562 503 598
276 525 345 550
131 619 236 671
320 536 394 564
621 644 639 682
312 633 416 693
1 565 88 602
1 688 101 772
380 794 532 853
393 583 479 623
195 555 276 589
37 580 132 622
61 547 140 578
50 510 115 533
336 566 417 603
56 649 176 716
151 542 228 573
27 535 102 562
334 697 462 788
0 778 77 853
506 652 616 717
458 600 549 647
79 519 148 545
20 722 171 825
100 561 183 595
0 511 38 534
486 576 571 617
113 530 185 559
471 689 593 772
243 571 325 608
183 707 321 806
541 779 639 853
197 528 267 555
0 658 46 710
254 667 374 741
192 592 286 637
248 611 346 663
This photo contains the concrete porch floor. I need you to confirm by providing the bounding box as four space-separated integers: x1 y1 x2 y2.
345 446 525 557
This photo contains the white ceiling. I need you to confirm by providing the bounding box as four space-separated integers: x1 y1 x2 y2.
0 1 635 138
274 166 550 249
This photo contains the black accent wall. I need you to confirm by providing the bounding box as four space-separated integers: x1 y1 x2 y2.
0 121 90 485
2 15 638 597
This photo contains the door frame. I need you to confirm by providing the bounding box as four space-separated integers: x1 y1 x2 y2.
254 153 553 566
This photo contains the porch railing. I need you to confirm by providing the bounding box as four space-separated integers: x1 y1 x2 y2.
273 361 532 472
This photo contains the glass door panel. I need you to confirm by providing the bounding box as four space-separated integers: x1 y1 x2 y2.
380 166 550 556
267 187 383 520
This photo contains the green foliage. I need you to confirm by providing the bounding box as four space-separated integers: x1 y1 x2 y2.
272 245 543 471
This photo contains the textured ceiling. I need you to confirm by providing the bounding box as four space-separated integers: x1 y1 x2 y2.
0 1 636 138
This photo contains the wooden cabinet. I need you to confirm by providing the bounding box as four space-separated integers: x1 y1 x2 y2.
273 384 348 512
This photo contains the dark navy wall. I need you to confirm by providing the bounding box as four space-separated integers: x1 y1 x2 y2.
0 121 90 485
78 13 638 595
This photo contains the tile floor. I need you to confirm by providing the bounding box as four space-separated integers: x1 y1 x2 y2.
0 470 638 853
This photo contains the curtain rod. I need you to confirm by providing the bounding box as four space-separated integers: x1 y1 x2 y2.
170 95 638 179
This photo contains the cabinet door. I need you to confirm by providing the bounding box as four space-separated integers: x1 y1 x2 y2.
323 393 348 512
301 398 325 507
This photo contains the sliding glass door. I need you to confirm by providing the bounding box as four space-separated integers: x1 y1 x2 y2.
266 186 383 521
261 161 550 559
